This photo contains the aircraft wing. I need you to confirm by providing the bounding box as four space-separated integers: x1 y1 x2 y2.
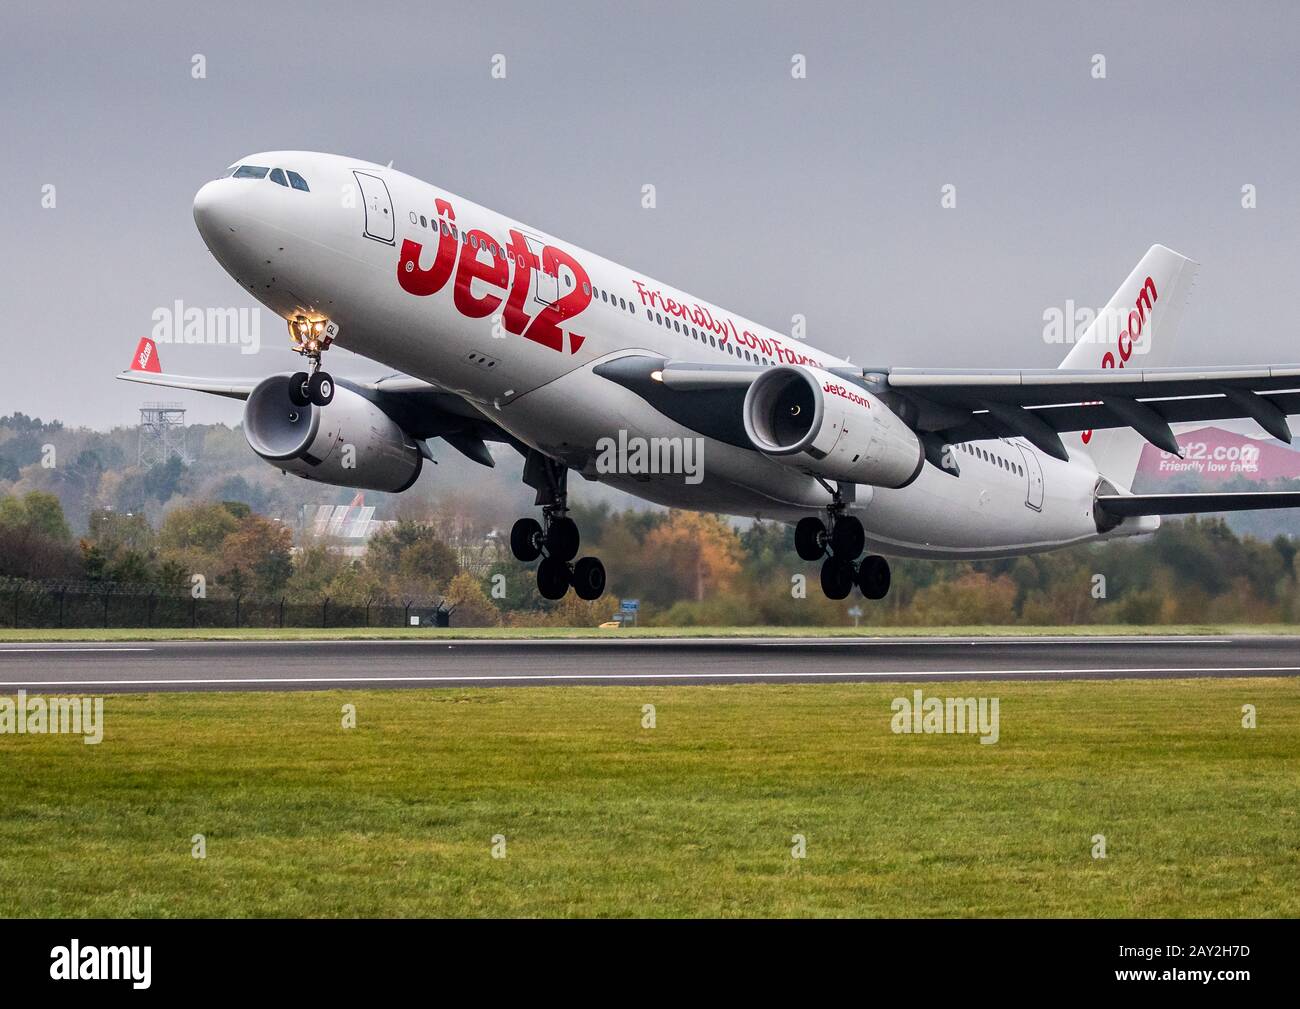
115 338 516 465
884 364 1300 460
117 369 257 400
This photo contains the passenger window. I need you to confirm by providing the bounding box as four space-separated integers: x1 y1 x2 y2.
269 168 289 187
419 215 427 228
232 165 269 179
583 283 591 295
286 170 310 192
620 298 627 310
602 290 608 302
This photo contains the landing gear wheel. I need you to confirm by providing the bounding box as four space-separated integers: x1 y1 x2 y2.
288 371 311 407
545 516 580 562
820 557 855 600
537 556 571 600
308 370 335 406
857 555 891 600
830 515 865 559
510 518 543 562
571 557 606 601
795 517 828 561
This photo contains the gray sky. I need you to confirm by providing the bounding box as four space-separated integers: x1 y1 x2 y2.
4 0 1299 429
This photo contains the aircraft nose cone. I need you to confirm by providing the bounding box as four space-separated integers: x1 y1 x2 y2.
193 179 233 239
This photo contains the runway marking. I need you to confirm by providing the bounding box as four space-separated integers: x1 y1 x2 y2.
0 647 154 654
1 666 1297 688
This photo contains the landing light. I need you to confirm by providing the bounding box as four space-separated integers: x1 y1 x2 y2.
650 370 663 382
287 314 335 352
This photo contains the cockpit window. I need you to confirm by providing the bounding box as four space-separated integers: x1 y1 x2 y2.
231 165 269 179
287 170 310 192
269 168 289 187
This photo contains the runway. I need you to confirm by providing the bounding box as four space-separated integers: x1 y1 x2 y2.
1 635 1298 692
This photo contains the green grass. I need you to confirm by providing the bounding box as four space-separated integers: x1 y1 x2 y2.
1 679 1296 917
1 623 1298 642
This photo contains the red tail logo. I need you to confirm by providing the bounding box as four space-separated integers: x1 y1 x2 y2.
131 337 161 373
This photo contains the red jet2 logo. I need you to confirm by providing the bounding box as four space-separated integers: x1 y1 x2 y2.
1081 275 1158 445
396 198 590 354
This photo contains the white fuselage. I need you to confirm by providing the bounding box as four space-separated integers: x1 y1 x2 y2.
193 151 1143 559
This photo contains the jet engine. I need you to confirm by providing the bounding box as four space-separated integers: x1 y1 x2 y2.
242 375 424 493
743 366 924 488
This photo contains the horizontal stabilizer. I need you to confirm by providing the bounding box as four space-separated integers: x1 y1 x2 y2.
1097 491 1300 517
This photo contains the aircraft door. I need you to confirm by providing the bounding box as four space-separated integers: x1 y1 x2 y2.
522 232 558 305
1017 443 1045 511
353 171 395 245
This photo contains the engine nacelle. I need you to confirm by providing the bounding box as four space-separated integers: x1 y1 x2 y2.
743 366 924 488
243 375 424 493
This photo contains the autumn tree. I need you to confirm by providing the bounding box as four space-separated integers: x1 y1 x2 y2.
444 570 501 627
365 519 460 599
218 514 294 596
642 510 744 602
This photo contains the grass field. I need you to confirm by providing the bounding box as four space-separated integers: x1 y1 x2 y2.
1 678 1296 917
2 623 1299 642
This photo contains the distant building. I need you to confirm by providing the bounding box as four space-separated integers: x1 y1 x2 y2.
299 492 394 556
1135 426 1300 486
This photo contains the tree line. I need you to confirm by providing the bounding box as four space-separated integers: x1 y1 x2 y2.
2 490 1297 627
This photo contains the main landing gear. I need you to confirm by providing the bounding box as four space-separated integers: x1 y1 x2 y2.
286 315 336 408
795 491 891 601
509 451 606 601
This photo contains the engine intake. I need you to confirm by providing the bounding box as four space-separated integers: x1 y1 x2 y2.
243 375 423 493
743 366 924 488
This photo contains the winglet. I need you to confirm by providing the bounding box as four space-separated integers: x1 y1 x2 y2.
130 337 162 373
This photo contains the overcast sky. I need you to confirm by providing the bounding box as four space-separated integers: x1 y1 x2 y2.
4 0 1299 429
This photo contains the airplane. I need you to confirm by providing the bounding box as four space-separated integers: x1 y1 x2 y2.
120 150 1300 603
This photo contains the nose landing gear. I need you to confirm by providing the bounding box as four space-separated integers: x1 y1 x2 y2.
286 315 337 407
796 489 891 600
510 452 606 601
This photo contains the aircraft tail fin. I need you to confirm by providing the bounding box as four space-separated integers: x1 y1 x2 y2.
1060 245 1199 490
129 337 162 373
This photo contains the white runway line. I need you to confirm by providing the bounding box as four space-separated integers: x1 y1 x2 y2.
1 665 1298 688
0 647 154 653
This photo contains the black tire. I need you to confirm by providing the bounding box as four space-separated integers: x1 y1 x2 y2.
830 515 865 559
308 370 335 406
537 556 570 600
820 557 855 600
572 557 606 601
288 371 311 407
857 554 891 600
794 516 827 561
546 515 580 562
510 517 543 562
